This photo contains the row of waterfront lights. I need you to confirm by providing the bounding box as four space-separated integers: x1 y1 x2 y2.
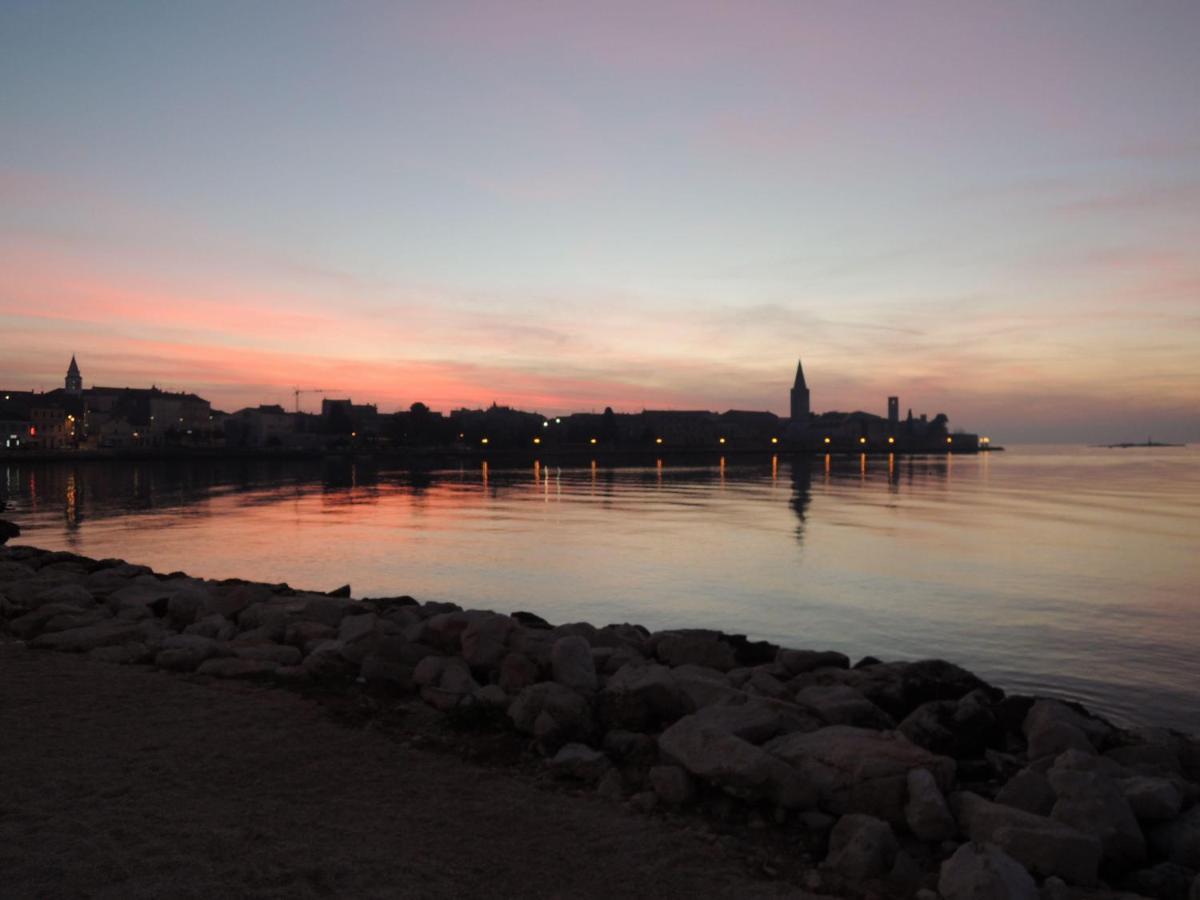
471 434 953 446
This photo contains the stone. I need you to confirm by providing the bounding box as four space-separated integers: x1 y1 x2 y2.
284 620 336 647
765 725 955 826
1107 741 1182 775
1149 805 1200 869
1048 767 1146 867
905 766 956 842
596 768 625 801
460 614 516 670
165 588 209 629
508 682 592 746
824 814 897 880
747 668 790 699
29 619 148 653
4 574 90 610
499 652 539 693
1121 775 1183 822
551 635 598 693
197 657 279 679
1023 700 1111 759
418 658 480 712
472 684 508 708
1121 862 1197 900
198 582 271 620
185 614 237 642
327 584 351 598
777 649 850 675
653 631 736 672
995 769 1056 816
648 765 695 806
900 691 1004 759
359 654 413 689
154 634 228 672
231 643 302 666
301 640 357 679
657 714 814 809
424 611 475 653
8 601 107 639
602 729 656 764
795 684 894 729
297 594 359 628
598 662 690 731
337 612 379 664
41 608 111 633
690 699 781 744
547 743 611 782
938 842 1038 900
87 642 151 665
669 666 741 710
954 791 1101 885
0 519 21 544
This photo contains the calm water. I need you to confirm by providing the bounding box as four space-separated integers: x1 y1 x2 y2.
3 446 1198 731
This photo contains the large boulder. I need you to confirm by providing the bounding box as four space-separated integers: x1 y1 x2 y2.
843 659 999 721
547 743 611 783
1048 767 1145 868
598 663 690 731
995 768 1056 816
1023 699 1113 759
689 698 781 744
0 519 21 544
1121 775 1183 822
508 682 592 747
938 842 1038 900
795 684 894 729
29 619 149 653
296 594 358 628
8 601 108 639
765 725 954 826
1149 805 1200 869
899 689 1004 758
413 656 480 712
657 714 814 809
460 614 516 670
155 634 228 672
777 648 850 675
551 635 598 693
823 814 897 880
905 766 956 842
337 611 379 665
3 572 89 610
653 631 737 672
954 791 1101 885
231 642 302 666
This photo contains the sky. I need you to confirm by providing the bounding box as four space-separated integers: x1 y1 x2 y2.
1 1 1198 443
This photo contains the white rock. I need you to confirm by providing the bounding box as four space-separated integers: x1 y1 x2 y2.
551 635 598 693
905 766 956 842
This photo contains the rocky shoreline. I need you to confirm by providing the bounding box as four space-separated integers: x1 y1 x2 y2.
2 538 1199 900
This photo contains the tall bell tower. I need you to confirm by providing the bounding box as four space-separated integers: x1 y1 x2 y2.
789 358 810 422
65 355 82 396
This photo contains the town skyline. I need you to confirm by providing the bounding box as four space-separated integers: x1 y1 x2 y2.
3 3 1198 444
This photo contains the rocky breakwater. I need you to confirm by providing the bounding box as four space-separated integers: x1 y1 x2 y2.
2 543 1200 900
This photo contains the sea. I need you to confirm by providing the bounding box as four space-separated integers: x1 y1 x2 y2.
3 444 1198 732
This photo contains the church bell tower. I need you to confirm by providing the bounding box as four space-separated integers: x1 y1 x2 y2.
790 358 810 422
65 355 83 396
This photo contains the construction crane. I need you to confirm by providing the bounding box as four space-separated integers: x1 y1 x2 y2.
292 388 341 413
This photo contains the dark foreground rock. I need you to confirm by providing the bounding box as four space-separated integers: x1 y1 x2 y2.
2 540 1199 899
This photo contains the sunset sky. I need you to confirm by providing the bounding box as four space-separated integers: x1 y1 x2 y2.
2 2 1198 442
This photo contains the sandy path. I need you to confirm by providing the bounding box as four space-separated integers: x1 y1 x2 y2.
0 642 811 899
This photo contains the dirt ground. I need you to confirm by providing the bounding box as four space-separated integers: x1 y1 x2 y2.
0 641 822 899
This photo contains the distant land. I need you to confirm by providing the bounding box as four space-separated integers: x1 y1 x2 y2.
2 355 983 457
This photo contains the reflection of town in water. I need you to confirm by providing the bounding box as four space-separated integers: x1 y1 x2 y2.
3 453 957 549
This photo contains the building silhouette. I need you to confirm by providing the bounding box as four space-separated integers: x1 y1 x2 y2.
65 355 82 396
789 359 810 422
